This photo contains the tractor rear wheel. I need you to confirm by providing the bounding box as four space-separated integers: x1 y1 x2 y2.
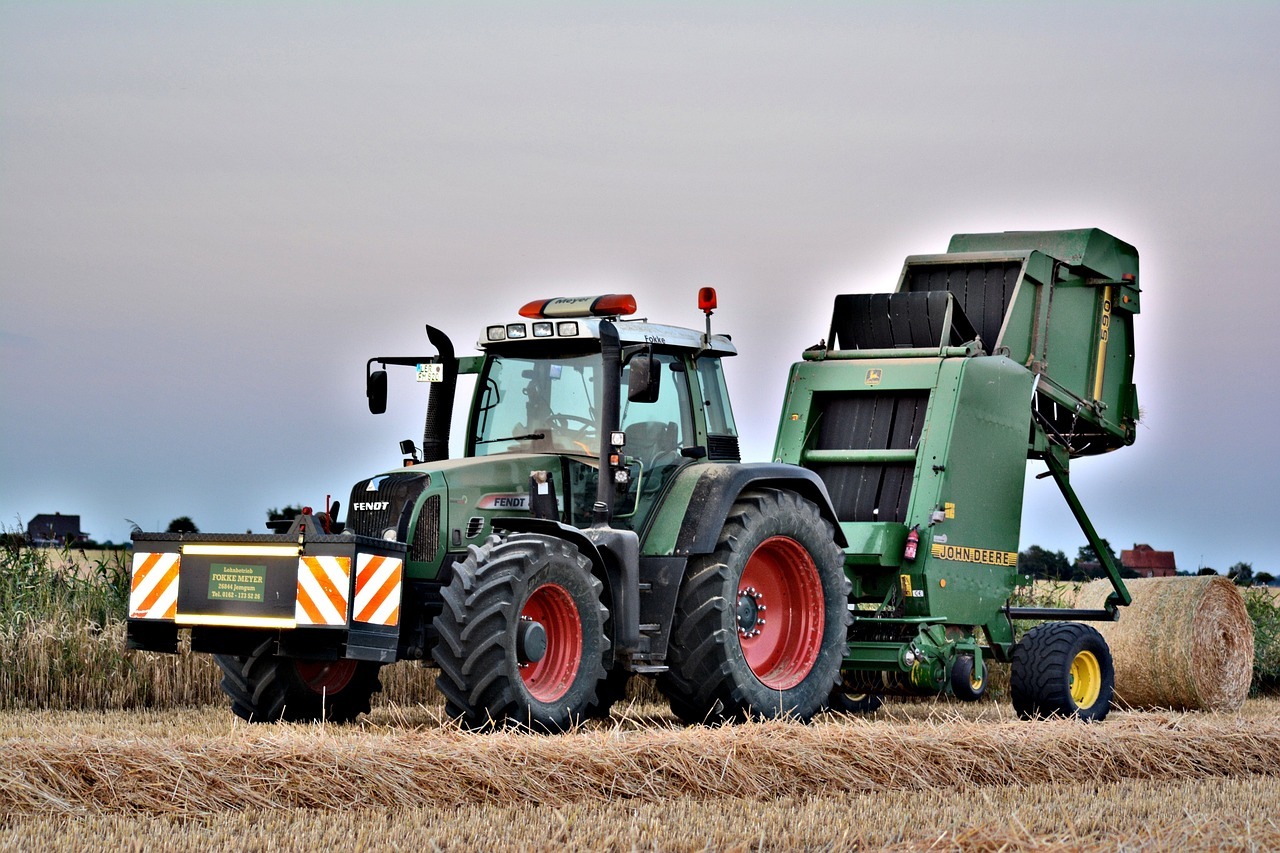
432 533 609 731
658 489 849 724
214 640 382 723
1010 622 1114 721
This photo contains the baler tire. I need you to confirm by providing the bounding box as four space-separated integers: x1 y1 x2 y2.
431 533 609 732
214 640 382 723
1010 622 1114 722
658 489 850 724
826 691 884 715
950 654 988 703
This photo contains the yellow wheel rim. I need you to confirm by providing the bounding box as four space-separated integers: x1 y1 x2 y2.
1069 650 1102 709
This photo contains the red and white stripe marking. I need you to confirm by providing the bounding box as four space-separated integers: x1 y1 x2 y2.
353 553 403 626
295 555 352 626
129 552 179 620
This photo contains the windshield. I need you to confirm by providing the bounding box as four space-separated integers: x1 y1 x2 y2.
472 353 602 456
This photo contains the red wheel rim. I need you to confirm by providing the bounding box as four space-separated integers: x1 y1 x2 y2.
295 659 358 694
519 582 583 702
736 536 825 690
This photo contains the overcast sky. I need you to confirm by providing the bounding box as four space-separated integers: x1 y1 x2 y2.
2 2 1277 572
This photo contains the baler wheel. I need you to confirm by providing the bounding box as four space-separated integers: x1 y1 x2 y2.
826 691 884 715
432 532 609 731
658 489 850 724
950 654 987 702
214 641 382 723
1010 622 1115 722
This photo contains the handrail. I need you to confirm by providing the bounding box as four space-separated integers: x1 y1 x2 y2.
802 448 917 464
803 344 976 361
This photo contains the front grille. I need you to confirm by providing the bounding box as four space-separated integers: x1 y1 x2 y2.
409 494 441 563
346 472 429 540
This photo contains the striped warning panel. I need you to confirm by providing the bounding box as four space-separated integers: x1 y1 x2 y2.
353 553 403 626
129 552 179 620
295 555 352 627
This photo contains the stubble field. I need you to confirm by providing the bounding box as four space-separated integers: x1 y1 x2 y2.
3 687 1280 851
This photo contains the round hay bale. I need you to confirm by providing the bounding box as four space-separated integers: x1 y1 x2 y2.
1071 576 1253 711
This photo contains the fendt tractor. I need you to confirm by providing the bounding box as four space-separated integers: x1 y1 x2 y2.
128 228 1140 730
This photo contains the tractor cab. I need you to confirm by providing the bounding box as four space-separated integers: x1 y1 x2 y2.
361 292 740 556
468 293 740 532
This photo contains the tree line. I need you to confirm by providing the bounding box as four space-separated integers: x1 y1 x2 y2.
1018 540 1270 586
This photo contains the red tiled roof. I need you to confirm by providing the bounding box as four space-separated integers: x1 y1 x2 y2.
1121 544 1177 571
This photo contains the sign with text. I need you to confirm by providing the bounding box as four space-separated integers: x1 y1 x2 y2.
208 563 267 602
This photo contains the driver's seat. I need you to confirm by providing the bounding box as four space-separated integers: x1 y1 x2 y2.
625 421 680 473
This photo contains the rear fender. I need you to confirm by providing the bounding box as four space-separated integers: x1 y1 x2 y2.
673 463 847 556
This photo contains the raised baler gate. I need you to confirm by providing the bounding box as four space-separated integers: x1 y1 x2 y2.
774 228 1137 704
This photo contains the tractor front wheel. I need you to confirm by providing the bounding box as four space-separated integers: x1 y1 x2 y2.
214 640 383 723
1010 622 1114 721
658 489 849 724
432 533 609 731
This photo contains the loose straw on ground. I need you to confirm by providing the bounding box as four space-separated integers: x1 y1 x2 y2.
2 712 1279 816
1072 576 1254 711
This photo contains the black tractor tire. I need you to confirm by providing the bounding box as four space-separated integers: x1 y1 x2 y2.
214 639 383 723
950 654 988 703
658 489 850 724
1011 622 1115 722
432 533 609 732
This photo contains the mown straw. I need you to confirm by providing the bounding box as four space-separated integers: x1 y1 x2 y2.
5 775 1280 851
2 711 1278 817
1072 576 1254 711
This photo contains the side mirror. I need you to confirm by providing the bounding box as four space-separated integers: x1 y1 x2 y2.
627 351 660 403
367 369 388 414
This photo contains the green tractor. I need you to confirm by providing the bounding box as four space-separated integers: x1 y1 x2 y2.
128 228 1139 728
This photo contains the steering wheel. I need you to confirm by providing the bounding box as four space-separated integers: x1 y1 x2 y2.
548 414 596 430
548 414 597 454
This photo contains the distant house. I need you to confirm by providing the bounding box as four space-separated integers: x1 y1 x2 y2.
27 513 87 546
1121 543 1177 578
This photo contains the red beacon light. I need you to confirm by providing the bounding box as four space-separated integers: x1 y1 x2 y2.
698 287 717 314
519 294 637 319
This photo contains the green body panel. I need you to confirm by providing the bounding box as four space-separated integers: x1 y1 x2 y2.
906 357 1032 633
637 462 707 557
946 228 1138 285
391 452 603 581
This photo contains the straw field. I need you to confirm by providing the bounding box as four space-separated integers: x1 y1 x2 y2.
3 701 1280 850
